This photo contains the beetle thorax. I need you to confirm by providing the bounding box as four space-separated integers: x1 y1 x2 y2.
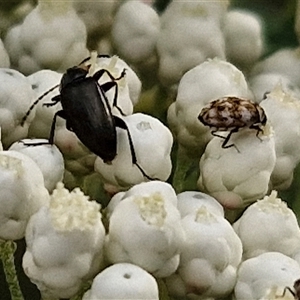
61 67 88 89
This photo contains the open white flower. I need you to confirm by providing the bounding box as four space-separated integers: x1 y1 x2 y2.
106 180 178 219
83 263 159 300
234 252 300 300
23 183 105 299
176 191 224 218
166 206 242 299
233 191 300 262
197 123 276 208
94 113 173 189
105 182 185 278
0 150 49 240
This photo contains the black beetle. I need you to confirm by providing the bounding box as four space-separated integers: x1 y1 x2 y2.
21 54 155 180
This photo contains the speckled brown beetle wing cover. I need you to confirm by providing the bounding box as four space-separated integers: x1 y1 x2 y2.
199 97 265 130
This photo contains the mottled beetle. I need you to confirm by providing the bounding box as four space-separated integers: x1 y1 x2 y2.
21 54 154 180
198 96 267 151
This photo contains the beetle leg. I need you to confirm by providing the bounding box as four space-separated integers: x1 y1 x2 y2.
281 286 296 298
114 116 159 181
249 123 263 141
43 95 62 107
93 68 127 115
19 110 65 147
93 68 126 82
48 110 67 144
212 128 240 152
100 81 125 116
222 127 240 152
211 130 227 140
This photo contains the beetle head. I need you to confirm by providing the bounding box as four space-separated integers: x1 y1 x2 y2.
258 107 267 126
61 66 89 89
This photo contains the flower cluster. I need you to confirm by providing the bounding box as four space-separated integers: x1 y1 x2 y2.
0 0 300 299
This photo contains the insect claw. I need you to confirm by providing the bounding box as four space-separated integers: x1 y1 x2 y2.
234 144 240 153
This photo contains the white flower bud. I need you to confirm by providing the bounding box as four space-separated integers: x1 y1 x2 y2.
234 252 300 300
260 85 300 190
73 0 118 38
23 183 105 299
224 10 264 70
9 139 64 193
0 69 36 148
0 39 10 68
233 191 300 262
4 0 89 75
166 207 242 299
252 47 300 89
0 150 49 240
167 58 252 156
197 123 276 208
82 263 159 300
157 2 228 86
105 184 185 278
112 1 160 64
94 113 173 189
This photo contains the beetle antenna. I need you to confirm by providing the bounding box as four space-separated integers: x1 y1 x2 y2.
21 84 60 126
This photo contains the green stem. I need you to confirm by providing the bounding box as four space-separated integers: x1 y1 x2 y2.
0 239 24 300
172 145 199 194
